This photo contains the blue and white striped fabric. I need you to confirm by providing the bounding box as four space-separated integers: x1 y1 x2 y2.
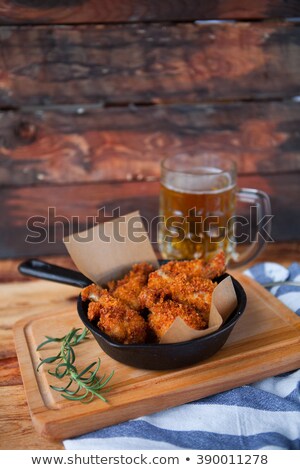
64 263 300 451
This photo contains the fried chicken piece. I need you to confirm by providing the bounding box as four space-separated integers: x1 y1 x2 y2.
148 299 207 340
87 300 102 322
87 290 147 344
160 251 225 280
81 283 103 302
108 262 154 311
83 254 224 345
139 286 161 310
142 270 216 322
202 251 226 279
176 276 215 320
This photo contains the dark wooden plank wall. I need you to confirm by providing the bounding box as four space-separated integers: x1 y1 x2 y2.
0 1 299 258
0 22 299 107
0 1 300 24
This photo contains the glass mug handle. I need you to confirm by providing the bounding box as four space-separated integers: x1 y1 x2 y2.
228 188 272 268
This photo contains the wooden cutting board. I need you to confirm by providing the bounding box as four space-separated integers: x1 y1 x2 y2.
14 273 300 441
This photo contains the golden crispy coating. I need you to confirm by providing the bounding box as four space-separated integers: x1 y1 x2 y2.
202 251 226 279
160 251 225 280
87 300 102 322
108 262 154 310
139 286 161 310
82 251 226 344
143 270 215 321
148 300 207 340
159 260 205 279
81 284 103 302
173 274 215 319
97 291 147 344
87 290 147 344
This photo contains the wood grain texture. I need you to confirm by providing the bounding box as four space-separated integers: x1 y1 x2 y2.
0 1 299 25
0 357 22 385
1 101 300 187
0 282 79 359
1 172 299 259
0 181 159 258
13 273 300 440
0 22 299 107
0 280 70 448
0 385 63 449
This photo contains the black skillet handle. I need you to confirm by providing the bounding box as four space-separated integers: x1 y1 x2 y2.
18 259 91 288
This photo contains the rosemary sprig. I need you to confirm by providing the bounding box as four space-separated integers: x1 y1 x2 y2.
36 327 114 404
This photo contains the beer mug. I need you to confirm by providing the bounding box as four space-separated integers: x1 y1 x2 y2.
158 154 271 267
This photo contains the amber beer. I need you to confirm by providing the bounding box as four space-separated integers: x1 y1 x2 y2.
158 154 271 265
159 167 236 261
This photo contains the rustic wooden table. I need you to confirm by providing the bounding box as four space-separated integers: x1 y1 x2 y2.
1 242 299 450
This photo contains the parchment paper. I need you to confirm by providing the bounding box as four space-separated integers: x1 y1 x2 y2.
64 211 159 285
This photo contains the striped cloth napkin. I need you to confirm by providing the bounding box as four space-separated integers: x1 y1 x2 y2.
64 262 300 450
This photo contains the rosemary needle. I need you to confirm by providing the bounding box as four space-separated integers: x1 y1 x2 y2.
37 327 114 404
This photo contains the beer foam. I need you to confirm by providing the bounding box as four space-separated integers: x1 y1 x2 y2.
163 167 234 194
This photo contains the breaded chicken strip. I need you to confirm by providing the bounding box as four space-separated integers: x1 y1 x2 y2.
87 290 147 344
140 271 215 322
87 300 103 322
160 251 225 280
148 299 207 340
108 262 154 310
81 283 103 302
202 251 226 279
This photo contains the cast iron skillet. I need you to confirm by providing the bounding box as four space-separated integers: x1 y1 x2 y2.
19 259 247 370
